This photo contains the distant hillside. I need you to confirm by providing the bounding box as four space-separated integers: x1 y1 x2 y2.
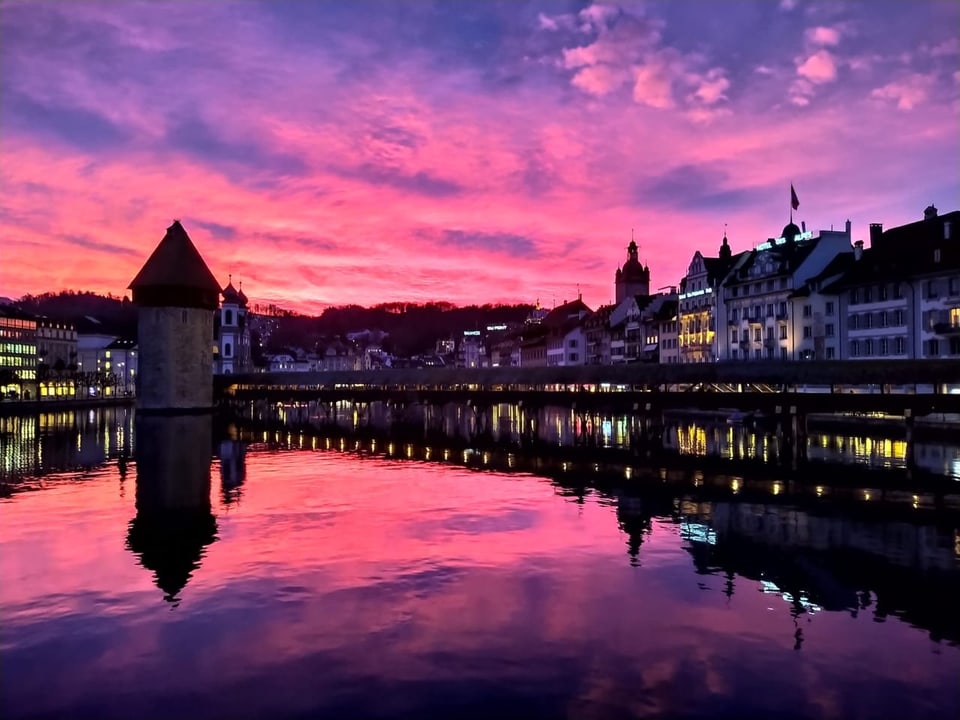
17 291 137 336
264 302 534 356
17 292 533 355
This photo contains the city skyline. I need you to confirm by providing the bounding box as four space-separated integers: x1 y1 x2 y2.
1 0 958 314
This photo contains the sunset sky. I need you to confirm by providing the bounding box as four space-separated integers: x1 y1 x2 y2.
1 0 958 315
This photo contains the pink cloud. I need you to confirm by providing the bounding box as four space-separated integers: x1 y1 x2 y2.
797 49 838 83
805 26 842 46
871 73 935 110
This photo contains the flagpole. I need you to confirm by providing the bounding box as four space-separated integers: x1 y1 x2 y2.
789 182 793 223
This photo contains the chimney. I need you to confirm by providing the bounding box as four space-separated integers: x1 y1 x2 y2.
845 219 851 236
801 221 806 233
869 223 883 247
923 204 938 220
854 240 864 261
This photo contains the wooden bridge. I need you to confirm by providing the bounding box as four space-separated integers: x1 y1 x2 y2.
216 360 960 418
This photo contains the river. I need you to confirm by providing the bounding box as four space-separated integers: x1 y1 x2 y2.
0 407 958 719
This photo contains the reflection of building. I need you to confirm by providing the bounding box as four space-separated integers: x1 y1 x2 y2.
219 430 247 505
0 305 38 399
129 221 221 411
127 414 216 603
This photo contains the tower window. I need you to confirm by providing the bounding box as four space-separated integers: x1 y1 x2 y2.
226 309 233 325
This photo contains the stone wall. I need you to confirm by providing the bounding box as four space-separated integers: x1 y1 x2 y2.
137 306 214 410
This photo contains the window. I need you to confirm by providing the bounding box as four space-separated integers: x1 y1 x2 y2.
926 280 938 299
803 325 812 338
950 277 960 295
730 331 738 344
224 342 232 358
754 328 762 342
950 337 960 355
824 323 834 338
895 309 904 326
568 339 578 348
826 346 835 359
731 308 738 322
864 287 873 303
766 303 774 317
767 280 774 291
754 305 762 319
864 313 873 329
742 329 749 342
569 353 578 362
880 338 888 355
731 287 738 297
780 347 788 360
731 349 738 359
825 301 835 316
755 349 762 360
780 278 788 289
893 284 903 300
803 304 812 318
779 325 787 340
878 285 888 301
927 339 939 356
849 314 859 330
849 289 859 305
879 311 887 328
896 337 905 355
225 309 233 325
767 326 774 340
865 339 874 355
850 340 860 357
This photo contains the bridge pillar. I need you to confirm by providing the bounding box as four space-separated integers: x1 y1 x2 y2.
904 409 916 468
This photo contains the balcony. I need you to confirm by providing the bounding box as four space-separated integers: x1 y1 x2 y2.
738 339 751 348
776 312 788 321
763 337 777 349
933 322 960 336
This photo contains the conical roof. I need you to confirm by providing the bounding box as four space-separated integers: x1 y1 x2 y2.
222 280 242 304
129 221 221 293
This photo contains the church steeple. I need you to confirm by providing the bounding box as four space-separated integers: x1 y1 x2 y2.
719 228 731 261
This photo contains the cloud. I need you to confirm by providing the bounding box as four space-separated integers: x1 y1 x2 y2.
186 218 237 240
797 50 838 83
927 37 959 57
870 74 934 110
332 163 464 198
62 234 139 258
690 69 730 105
805 26 841 46
779 0 798 10
632 63 675 109
432 230 540 258
0 91 130 153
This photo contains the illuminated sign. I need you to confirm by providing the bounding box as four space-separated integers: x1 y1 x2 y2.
463 330 481 336
486 324 508 331
678 287 713 301
756 230 813 252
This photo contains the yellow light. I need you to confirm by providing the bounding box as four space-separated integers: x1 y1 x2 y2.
731 478 741 494
772 481 782 496
816 485 824 497
864 491 871 501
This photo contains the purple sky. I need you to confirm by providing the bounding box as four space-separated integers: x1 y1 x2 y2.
1 0 958 313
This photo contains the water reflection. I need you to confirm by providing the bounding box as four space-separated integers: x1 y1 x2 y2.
0 408 957 720
125 414 217 604
244 400 960 479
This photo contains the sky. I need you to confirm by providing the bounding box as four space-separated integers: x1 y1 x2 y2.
1 0 958 315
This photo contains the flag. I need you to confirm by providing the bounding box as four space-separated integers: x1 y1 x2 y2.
790 184 800 211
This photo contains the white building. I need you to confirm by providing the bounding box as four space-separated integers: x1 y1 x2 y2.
718 220 852 361
216 279 252 374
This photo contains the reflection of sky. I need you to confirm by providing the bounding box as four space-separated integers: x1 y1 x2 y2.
1 450 957 720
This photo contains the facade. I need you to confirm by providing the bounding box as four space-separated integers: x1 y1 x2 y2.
657 299 680 364
677 235 738 363
614 239 651 303
129 220 222 411
216 279 252 374
36 318 77 371
719 221 852 361
522 299 591 368
0 305 38 399
827 207 960 360
583 304 614 365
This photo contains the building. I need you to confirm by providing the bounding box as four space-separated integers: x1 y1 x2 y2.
520 299 592 367
657 298 680 364
718 219 852 361
583 304 614 365
677 234 740 363
789 252 855 360
826 206 960 359
614 237 651 303
0 305 38 399
216 278 252 374
129 220 222 411
36 318 77 371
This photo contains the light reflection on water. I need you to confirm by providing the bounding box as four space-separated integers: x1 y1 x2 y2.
0 411 958 720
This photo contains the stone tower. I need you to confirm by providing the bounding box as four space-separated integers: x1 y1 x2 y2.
615 239 651 303
129 221 221 411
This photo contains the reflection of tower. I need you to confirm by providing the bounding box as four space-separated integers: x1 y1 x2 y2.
219 425 247 505
616 494 652 567
126 415 217 604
